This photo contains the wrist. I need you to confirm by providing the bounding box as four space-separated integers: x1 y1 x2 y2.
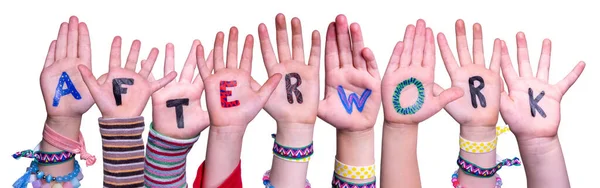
383 121 418 129
517 135 561 156
45 115 81 140
460 126 496 142
336 128 375 166
275 122 314 147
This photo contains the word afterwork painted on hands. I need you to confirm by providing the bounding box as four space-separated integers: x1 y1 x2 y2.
220 81 240 108
285 73 303 104
469 76 487 108
393 77 425 115
337 85 372 114
52 72 82 107
528 88 547 118
112 78 134 106
166 98 189 129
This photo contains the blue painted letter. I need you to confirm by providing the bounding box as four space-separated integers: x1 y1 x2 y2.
52 72 82 107
337 85 372 114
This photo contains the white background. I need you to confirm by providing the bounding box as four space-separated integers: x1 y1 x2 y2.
1 0 598 187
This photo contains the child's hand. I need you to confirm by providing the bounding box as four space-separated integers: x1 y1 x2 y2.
78 37 177 118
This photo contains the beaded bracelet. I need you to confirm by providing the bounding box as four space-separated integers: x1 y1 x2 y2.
459 126 510 153
13 160 83 188
13 149 75 165
451 170 502 188
332 173 376 188
272 134 313 162
457 155 521 178
334 159 376 180
262 170 311 188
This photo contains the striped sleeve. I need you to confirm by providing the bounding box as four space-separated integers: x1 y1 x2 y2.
99 116 146 188
144 124 199 188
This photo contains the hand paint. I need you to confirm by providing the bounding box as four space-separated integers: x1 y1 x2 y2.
285 73 303 104
220 81 240 108
337 85 372 114
469 76 487 108
166 98 189 129
528 88 546 118
112 78 134 106
52 72 82 107
393 77 425 115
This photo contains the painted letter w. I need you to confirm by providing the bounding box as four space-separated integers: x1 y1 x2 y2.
337 85 372 114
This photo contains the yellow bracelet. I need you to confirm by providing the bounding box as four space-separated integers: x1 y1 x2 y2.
334 159 376 180
459 126 510 153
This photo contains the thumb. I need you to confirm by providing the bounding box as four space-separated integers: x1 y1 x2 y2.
257 73 282 104
437 86 463 107
77 64 100 94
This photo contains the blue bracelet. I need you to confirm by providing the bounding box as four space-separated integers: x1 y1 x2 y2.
263 170 311 188
13 159 82 188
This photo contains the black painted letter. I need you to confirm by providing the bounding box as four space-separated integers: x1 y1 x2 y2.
166 98 189 129
468 76 487 108
112 78 134 106
285 73 303 104
528 88 547 118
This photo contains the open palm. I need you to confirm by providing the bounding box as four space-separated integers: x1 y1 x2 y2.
258 14 321 124
437 20 502 127
78 37 176 118
382 20 463 125
499 33 585 139
151 41 212 139
317 15 381 131
197 27 281 128
40 16 94 117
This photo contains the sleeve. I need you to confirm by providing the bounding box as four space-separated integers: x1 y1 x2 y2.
144 124 199 187
99 116 146 188
192 160 243 188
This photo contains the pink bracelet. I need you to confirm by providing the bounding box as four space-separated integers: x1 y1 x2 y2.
43 124 96 166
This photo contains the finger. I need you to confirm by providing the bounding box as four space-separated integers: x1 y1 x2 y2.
55 22 68 59
146 64 157 82
196 44 211 80
139 48 159 78
44 40 57 68
152 71 178 92
307 30 321 68
516 32 533 77
67 16 79 58
455 20 473 66
489 39 502 73
433 83 444 96
472 23 485 66
78 22 92 65
250 78 261 91
291 17 305 62
275 13 292 61
258 23 278 72
422 27 435 68
410 19 426 67
500 40 519 91
555 61 585 95
362 48 379 79
206 50 214 72
436 33 459 75
257 73 283 103
239 35 254 73
77 65 100 94
180 40 201 83
399 24 415 67
325 22 340 72
536 39 552 82
385 41 403 73
164 43 175 76
437 87 464 107
335 15 353 68
213 32 225 71
124 40 141 71
109 36 122 70
226 27 239 69
349 23 367 69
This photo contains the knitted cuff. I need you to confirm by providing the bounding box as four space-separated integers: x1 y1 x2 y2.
99 116 145 188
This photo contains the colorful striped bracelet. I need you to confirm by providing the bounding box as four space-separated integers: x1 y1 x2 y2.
332 173 376 188
451 170 502 188
272 134 313 162
13 149 75 165
263 170 311 188
457 155 521 178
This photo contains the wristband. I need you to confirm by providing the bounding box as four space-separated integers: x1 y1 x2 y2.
13 160 83 188
334 159 376 180
13 149 75 166
262 170 311 188
451 170 502 188
43 124 96 166
272 134 313 162
457 155 521 178
332 173 376 188
459 126 510 153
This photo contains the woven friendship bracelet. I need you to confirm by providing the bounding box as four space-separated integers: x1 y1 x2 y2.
451 170 502 188
334 159 376 180
459 126 511 153
332 174 376 188
13 150 75 165
457 155 521 178
272 134 313 162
